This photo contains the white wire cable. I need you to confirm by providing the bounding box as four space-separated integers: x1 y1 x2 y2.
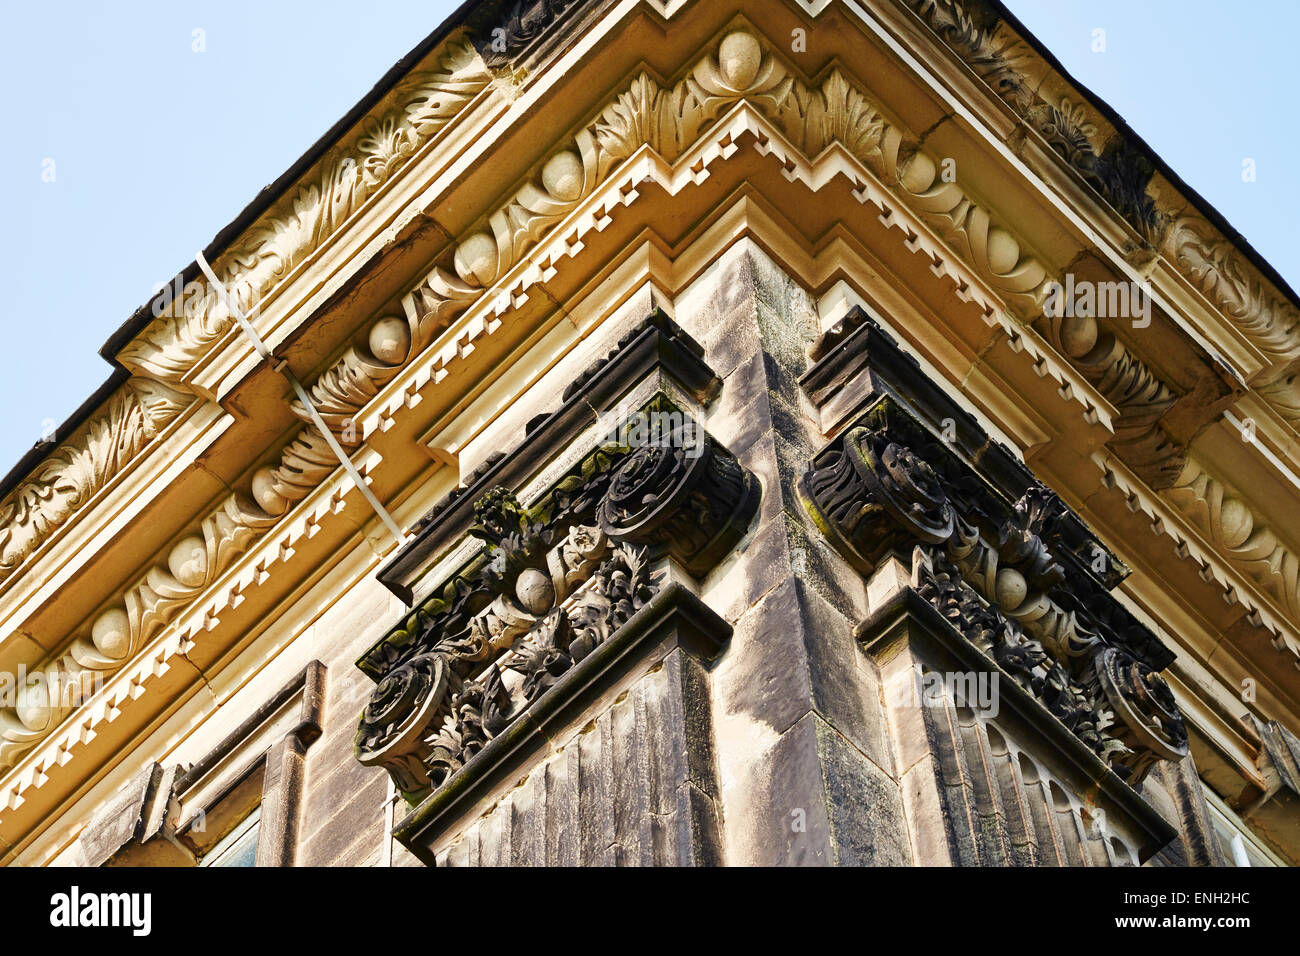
194 251 410 549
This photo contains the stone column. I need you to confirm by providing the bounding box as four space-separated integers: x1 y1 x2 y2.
681 241 911 865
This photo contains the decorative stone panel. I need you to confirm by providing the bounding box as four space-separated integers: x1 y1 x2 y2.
401 590 727 865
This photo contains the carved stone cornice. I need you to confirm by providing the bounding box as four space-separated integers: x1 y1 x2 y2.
0 486 283 771
1165 456 1300 625
390 20 1227 496
903 0 1300 395
0 17 1202 784
354 396 757 801
1160 212 1300 370
115 38 493 384
0 380 190 586
399 28 805 331
0 3 601 603
0 35 493 695
8 12 1196 655
905 0 1162 243
9 0 1294 855
111 1 600 389
0 297 444 772
800 393 1188 786
1092 450 1300 672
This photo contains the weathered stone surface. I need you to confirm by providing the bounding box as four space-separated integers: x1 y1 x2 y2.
716 711 905 866
419 647 723 866
816 716 911 866
74 765 160 868
716 577 887 770
678 249 764 382
726 712 837 866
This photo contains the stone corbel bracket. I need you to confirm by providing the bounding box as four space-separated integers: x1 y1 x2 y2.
352 313 758 854
798 317 1188 787
804 308 1133 592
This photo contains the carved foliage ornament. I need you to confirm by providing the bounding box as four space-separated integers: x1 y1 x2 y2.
397 23 1194 486
11 4 577 612
355 406 757 799
118 39 492 382
0 39 497 741
0 93 502 772
81 17 1191 614
0 298 429 771
1165 457 1300 622
800 399 1187 785
0 27 762 773
3 17 1233 788
0 380 190 582
907 0 1300 376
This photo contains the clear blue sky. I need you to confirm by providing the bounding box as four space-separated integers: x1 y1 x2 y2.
1 1 1296 473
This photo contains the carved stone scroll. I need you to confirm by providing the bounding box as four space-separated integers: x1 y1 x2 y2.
597 432 759 577
0 380 190 583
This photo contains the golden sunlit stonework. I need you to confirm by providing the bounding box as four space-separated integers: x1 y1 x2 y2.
1 0 1296 867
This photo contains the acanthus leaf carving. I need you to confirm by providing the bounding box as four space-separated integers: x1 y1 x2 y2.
8 18 1249 803
381 24 1192 492
907 0 1300 428
0 42 499 758
1163 213 1300 373
0 483 282 771
117 40 490 382
915 546 1129 767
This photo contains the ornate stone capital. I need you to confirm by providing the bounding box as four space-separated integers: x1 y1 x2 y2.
355 394 757 801
801 393 1187 786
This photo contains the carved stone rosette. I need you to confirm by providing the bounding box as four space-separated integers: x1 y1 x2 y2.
354 407 757 800
357 654 450 794
801 424 956 565
800 397 1188 786
598 432 759 576
1095 647 1190 785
